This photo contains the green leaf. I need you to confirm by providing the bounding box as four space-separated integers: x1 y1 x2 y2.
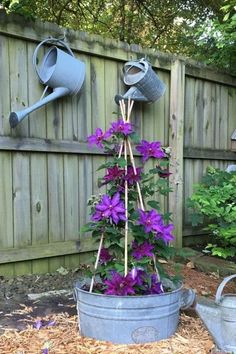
116 157 127 167
80 223 94 233
129 132 141 144
147 200 160 210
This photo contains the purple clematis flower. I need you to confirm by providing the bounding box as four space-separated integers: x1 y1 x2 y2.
136 140 165 161
146 274 164 294
104 272 136 295
99 248 113 264
155 223 174 244
109 119 133 136
92 192 126 224
138 209 162 233
124 166 142 186
42 349 49 354
131 241 154 260
103 166 125 184
87 128 111 149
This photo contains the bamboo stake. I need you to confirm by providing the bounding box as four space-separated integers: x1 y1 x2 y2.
89 233 104 293
127 99 134 123
127 139 145 210
152 254 161 282
118 141 123 158
124 138 128 276
120 99 126 120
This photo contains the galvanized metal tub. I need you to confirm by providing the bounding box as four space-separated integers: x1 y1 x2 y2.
74 281 184 344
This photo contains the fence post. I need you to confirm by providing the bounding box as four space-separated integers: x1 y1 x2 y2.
168 59 185 248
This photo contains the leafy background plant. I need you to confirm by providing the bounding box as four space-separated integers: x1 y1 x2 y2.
187 166 236 259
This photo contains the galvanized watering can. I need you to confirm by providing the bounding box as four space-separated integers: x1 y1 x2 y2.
115 58 166 104
195 274 236 353
9 38 85 128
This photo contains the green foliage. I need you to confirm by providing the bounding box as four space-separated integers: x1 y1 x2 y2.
188 166 236 259
185 0 236 74
2 0 235 73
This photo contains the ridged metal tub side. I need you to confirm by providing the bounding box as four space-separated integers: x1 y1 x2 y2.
74 283 183 344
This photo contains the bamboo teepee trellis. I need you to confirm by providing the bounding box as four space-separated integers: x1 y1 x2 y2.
89 99 159 293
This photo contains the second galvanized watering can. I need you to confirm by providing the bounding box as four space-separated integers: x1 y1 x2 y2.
9 38 85 128
195 274 236 353
115 58 166 104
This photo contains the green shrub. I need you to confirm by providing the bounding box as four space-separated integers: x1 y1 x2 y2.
187 166 236 259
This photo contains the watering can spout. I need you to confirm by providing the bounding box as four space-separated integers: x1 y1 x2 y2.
9 37 85 128
9 87 69 128
195 297 222 349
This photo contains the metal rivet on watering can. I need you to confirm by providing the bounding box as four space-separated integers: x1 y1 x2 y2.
195 274 236 353
9 38 85 128
115 58 166 104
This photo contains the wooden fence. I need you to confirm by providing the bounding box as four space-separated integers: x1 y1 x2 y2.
0 10 236 276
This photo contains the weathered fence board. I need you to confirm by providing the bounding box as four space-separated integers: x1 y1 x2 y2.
169 60 185 247
0 10 235 275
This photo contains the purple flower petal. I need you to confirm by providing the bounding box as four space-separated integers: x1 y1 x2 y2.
109 119 133 136
136 140 165 162
34 320 43 330
104 272 136 295
111 192 120 206
91 193 126 224
87 128 111 149
138 209 163 234
99 248 113 264
131 241 154 260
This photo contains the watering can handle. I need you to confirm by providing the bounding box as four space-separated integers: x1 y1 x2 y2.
32 37 75 79
123 58 148 74
215 274 236 304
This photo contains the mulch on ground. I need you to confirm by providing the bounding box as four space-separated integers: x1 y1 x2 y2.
0 312 213 354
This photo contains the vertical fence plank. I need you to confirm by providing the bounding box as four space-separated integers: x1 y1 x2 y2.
31 154 49 273
8 38 30 274
228 87 236 149
169 60 185 247
47 154 65 271
91 56 106 196
64 155 79 241
184 77 195 147
219 86 229 149
0 36 11 136
9 38 29 137
202 82 214 148
214 84 221 149
27 42 47 139
194 79 204 147
48 155 65 242
77 54 92 142
104 58 119 125
0 152 14 276
13 152 32 274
